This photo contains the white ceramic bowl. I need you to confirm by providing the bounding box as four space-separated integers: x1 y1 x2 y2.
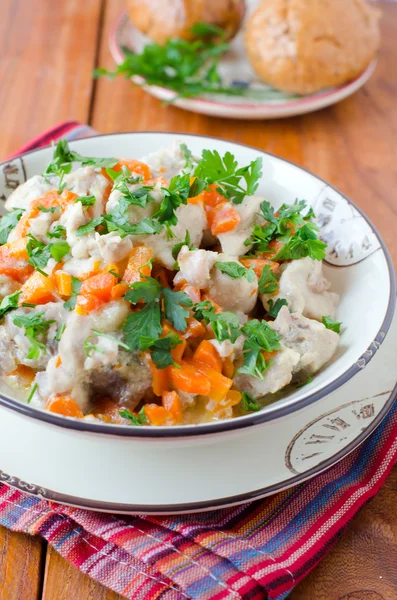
0 133 395 513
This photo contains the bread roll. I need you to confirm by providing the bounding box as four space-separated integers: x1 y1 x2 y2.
245 0 381 95
127 0 245 44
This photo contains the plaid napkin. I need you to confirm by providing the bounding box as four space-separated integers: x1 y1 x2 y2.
2 123 397 600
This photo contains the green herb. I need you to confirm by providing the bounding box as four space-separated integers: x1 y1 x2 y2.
0 291 21 320
322 316 342 334
63 276 82 310
105 166 155 208
194 150 263 204
108 269 120 279
26 382 38 404
215 261 255 283
13 312 56 360
37 205 61 214
91 329 131 351
297 374 313 388
21 302 37 308
122 218 163 236
238 319 281 379
75 195 96 207
49 240 70 262
180 143 193 170
76 217 104 237
119 406 148 426
122 301 162 349
244 223 276 254
47 224 66 239
83 337 105 357
0 209 24 245
43 139 118 180
26 235 70 273
55 322 66 342
240 391 261 412
140 334 181 369
154 174 190 228
258 265 279 295
273 224 327 262
162 288 193 332
172 230 192 261
193 300 240 343
267 298 288 318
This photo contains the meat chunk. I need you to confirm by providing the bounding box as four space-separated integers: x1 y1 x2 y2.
5 175 53 211
64 166 109 218
175 247 218 288
208 255 258 314
261 257 339 321
217 195 266 256
140 141 189 180
272 306 339 374
233 344 300 399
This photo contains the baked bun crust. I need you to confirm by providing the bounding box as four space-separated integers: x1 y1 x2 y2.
245 0 381 94
127 0 245 44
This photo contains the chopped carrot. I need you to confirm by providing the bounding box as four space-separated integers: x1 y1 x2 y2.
80 271 118 302
7 238 28 260
162 322 186 363
193 340 222 372
201 294 222 313
0 244 33 282
206 202 240 235
182 317 206 340
144 404 174 426
105 263 119 276
171 363 211 396
162 391 183 422
146 353 171 396
53 271 72 297
20 271 55 305
113 159 151 181
222 390 242 408
187 359 232 402
91 398 126 424
55 355 62 368
59 189 78 206
123 247 153 285
261 350 278 363
13 190 77 240
222 356 235 379
111 282 129 299
46 395 84 418
239 257 279 278
5 365 35 384
260 239 284 257
189 183 226 207
75 293 102 315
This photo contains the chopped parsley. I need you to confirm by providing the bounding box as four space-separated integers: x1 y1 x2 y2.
238 319 281 379
75 195 96 207
0 209 24 245
172 230 192 261
267 298 288 318
37 205 61 214
26 382 38 404
76 217 104 237
240 391 261 413
105 165 154 208
193 301 240 343
0 291 21 320
322 316 342 334
26 235 70 273
13 312 55 360
55 322 66 342
273 224 327 262
119 406 147 426
63 276 82 310
258 266 278 295
215 261 255 283
43 139 118 180
180 143 193 170
47 224 66 239
139 334 181 369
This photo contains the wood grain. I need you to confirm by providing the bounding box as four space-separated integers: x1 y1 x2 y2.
42 545 121 600
0 0 103 158
0 525 44 600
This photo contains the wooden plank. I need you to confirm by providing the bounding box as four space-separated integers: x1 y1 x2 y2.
0 0 104 158
0 525 44 600
42 545 121 600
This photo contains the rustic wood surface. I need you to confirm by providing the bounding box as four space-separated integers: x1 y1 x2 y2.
0 0 396 598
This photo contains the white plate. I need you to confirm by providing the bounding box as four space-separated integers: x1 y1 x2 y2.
0 132 394 514
109 8 377 120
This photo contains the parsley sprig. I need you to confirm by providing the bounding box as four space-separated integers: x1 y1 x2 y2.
0 209 24 245
215 261 255 283
322 316 342 334
43 140 118 182
119 406 148 426
193 301 240 343
13 312 56 360
238 320 281 379
0 291 21 320
26 235 70 275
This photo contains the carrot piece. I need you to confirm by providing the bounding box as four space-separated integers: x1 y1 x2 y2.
55 355 62 368
259 239 285 257
222 390 242 409
146 354 171 396
162 391 183 422
239 258 279 277
5 365 35 384
144 404 174 426
207 202 241 235
53 271 72 297
105 263 119 276
20 271 55 305
193 340 222 372
261 350 278 363
189 183 226 207
182 317 206 340
162 322 186 363
7 238 28 260
187 359 232 402
75 293 102 315
31 190 60 211
113 159 151 181
111 282 129 299
0 244 33 282
79 271 117 302
222 356 235 379
171 363 211 396
59 189 78 206
123 247 153 285
46 394 84 418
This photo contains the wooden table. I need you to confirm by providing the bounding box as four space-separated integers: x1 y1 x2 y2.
0 1 396 598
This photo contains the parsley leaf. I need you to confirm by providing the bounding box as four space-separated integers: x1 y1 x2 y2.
119 407 147 426
26 235 70 272
47 224 66 239
0 209 24 245
75 195 96 207
43 139 118 178
258 265 279 295
0 291 21 320
180 143 193 170
241 391 261 412
193 301 240 343
125 218 163 236
139 334 181 369
238 320 281 379
273 225 327 262
154 174 190 227
63 276 82 310
162 288 192 332
37 205 60 214
106 166 155 208
172 230 192 261
322 316 342 334
124 278 162 305
50 240 70 262
215 261 255 283
267 298 288 318
13 311 55 360
76 217 104 237
26 382 38 404
122 302 162 349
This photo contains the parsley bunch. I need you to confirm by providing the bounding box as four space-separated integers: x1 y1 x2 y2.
238 319 281 379
13 312 56 360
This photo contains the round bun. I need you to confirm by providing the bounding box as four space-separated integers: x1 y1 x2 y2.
245 0 381 95
127 0 245 44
